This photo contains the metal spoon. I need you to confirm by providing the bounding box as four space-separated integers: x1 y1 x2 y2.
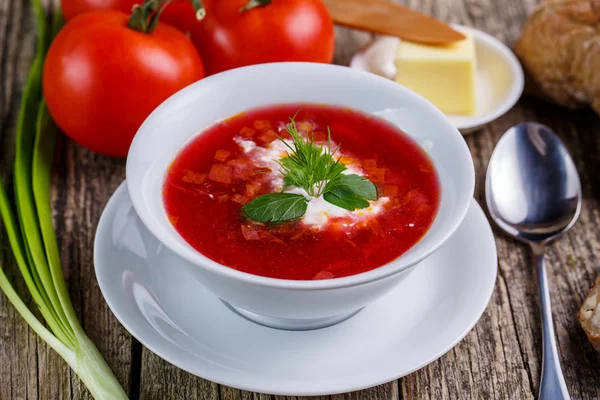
486 122 580 400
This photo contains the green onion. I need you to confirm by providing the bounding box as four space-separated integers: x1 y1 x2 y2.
0 2 128 399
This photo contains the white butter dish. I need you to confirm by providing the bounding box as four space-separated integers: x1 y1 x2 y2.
350 25 524 133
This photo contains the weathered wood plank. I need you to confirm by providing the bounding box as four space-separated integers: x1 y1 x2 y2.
0 0 54 398
333 383 398 400
0 0 134 399
139 350 220 399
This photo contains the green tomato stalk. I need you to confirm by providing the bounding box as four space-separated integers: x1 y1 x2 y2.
128 0 205 33
127 0 274 33
239 0 272 12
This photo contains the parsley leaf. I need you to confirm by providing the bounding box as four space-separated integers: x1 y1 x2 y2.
325 174 378 200
323 190 370 210
242 193 308 223
323 174 378 210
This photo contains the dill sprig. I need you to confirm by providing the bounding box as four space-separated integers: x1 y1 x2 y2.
277 118 346 197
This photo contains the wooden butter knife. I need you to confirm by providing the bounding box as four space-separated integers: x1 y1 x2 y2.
322 0 465 45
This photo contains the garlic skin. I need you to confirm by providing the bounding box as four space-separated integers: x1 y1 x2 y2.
358 36 400 80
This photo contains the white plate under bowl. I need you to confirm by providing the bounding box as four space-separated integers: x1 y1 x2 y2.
350 25 524 133
94 182 498 396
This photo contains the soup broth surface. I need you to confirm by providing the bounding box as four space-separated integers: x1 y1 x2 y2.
163 104 441 280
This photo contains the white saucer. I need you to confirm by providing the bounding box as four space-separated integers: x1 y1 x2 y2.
350 25 524 133
94 182 497 395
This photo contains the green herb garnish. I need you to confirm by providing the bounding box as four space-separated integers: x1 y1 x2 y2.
323 174 378 211
243 117 378 223
242 193 308 223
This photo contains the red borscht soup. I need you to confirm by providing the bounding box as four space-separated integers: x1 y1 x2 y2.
163 104 440 280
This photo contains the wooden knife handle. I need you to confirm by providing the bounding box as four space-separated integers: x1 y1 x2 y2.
322 0 465 45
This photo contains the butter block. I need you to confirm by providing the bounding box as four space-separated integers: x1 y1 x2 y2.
395 31 476 115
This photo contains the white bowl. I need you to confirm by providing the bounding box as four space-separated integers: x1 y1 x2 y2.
349 25 524 133
126 62 475 330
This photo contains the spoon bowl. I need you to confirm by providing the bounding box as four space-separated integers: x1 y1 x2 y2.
486 122 581 244
486 122 580 400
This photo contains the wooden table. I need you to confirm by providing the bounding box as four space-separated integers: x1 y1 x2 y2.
1 0 600 398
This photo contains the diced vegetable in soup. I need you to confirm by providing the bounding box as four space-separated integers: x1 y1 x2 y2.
163 104 440 280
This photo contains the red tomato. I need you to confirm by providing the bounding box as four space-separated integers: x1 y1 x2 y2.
189 0 335 75
43 11 205 157
61 0 197 32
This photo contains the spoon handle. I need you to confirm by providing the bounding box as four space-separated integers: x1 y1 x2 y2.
534 250 570 400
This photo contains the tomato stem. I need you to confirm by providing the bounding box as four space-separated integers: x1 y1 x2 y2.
189 0 206 20
240 0 272 13
128 0 206 33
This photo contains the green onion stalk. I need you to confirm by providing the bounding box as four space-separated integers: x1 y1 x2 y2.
0 1 128 399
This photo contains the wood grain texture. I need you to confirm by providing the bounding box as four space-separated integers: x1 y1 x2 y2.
0 0 133 399
2 0 600 399
0 0 57 399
